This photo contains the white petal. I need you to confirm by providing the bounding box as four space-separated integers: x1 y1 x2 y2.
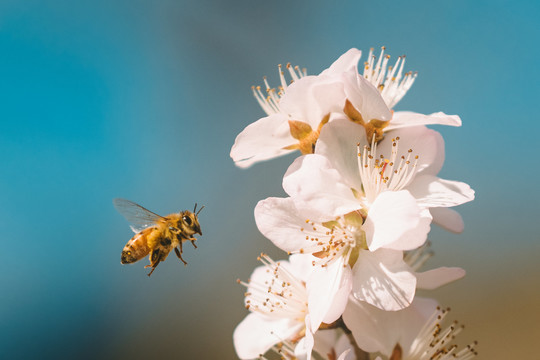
342 299 395 355
280 75 346 128
343 297 438 356
283 155 360 220
288 253 318 283
352 249 417 311
321 48 362 75
407 174 475 208
230 113 294 168
398 297 440 353
233 313 303 359
307 257 352 330
337 349 353 360
312 330 340 358
430 207 464 233
364 191 430 251
335 335 355 360
377 126 444 176
312 330 353 360
416 267 465 290
343 70 392 122
385 208 432 251
342 70 392 122
386 111 462 131
315 118 366 192
295 315 315 360
255 197 328 254
247 255 312 291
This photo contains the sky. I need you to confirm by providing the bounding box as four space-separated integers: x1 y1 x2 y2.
0 0 538 358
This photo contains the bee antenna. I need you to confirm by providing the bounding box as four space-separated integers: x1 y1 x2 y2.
193 203 197 213
196 205 205 216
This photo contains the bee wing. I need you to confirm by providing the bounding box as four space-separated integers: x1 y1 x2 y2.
113 198 165 232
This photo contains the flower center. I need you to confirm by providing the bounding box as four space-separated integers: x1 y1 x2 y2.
283 114 330 154
357 136 419 204
298 211 368 268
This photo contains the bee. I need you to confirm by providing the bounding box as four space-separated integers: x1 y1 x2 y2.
113 198 203 276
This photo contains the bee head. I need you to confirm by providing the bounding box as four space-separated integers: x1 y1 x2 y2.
181 209 202 236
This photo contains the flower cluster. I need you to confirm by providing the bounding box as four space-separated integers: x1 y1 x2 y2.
231 47 477 360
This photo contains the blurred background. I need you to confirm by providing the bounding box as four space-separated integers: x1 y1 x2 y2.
0 0 538 358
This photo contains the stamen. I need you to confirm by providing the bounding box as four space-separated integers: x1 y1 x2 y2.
289 215 367 269
363 46 417 108
407 306 478 359
253 62 307 115
404 241 434 271
259 340 297 360
357 136 419 204
238 254 309 319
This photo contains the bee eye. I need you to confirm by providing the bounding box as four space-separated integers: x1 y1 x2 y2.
182 215 192 226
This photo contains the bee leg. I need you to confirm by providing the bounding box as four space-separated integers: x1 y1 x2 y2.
146 263 159 277
174 247 187 266
145 249 162 276
190 239 197 249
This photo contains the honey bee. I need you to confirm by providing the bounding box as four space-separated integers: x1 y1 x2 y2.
113 198 203 276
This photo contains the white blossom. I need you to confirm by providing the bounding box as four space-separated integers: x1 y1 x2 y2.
231 47 463 169
255 197 465 311
343 297 477 360
230 50 361 168
283 119 474 237
233 254 351 359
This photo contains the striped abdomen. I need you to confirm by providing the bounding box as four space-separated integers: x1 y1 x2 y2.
121 227 154 264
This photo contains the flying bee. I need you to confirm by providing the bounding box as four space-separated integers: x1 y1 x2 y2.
113 198 203 276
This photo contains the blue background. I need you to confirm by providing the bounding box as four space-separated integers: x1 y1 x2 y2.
0 0 538 358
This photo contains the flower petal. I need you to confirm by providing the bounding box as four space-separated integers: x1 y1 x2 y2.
230 113 294 168
343 300 396 355
283 155 360 220
337 349 353 360
377 125 444 176
343 297 438 356
312 329 340 358
335 335 355 360
280 75 346 128
321 48 362 75
312 330 353 360
416 267 465 290
352 249 417 311
386 111 462 131
364 191 430 251
295 315 315 360
407 174 475 208
430 207 464 233
287 253 318 283
307 257 352 330
233 313 303 359
315 118 366 192
255 197 325 254
342 70 392 122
